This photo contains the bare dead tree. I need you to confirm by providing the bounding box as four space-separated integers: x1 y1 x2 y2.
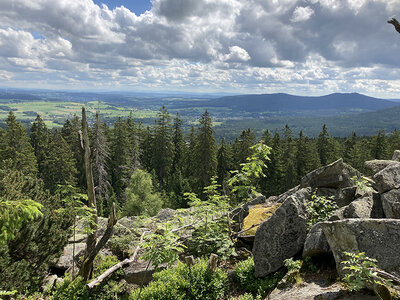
388 18 400 35
79 107 117 282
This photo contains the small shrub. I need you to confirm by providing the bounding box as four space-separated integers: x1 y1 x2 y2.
341 252 391 292
233 257 283 297
108 235 135 260
51 255 126 300
187 219 236 260
283 258 303 284
129 258 228 300
306 192 338 229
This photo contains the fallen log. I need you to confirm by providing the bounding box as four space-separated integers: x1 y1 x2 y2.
87 231 148 289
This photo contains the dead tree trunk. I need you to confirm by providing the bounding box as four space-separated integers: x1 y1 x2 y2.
79 107 117 281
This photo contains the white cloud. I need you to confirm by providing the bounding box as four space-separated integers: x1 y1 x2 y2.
291 6 314 22
0 0 398 97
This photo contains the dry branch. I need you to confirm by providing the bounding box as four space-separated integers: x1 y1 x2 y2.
87 231 148 289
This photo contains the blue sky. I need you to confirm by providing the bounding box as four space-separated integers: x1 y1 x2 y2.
93 0 152 15
0 0 400 97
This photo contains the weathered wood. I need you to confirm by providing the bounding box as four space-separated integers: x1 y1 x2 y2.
208 253 218 272
185 256 195 266
79 107 98 281
87 231 148 289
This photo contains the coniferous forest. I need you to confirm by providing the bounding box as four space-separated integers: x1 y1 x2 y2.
2 105 400 299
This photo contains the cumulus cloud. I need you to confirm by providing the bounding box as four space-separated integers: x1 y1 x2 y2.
291 6 314 22
0 0 399 96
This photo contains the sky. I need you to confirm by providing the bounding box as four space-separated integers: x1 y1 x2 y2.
0 0 400 97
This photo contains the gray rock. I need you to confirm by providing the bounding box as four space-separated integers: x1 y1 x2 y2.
321 219 400 277
276 185 300 203
381 188 400 218
354 185 375 199
55 242 86 270
329 195 383 220
124 260 168 285
329 207 346 221
118 216 137 229
231 195 268 232
364 160 398 174
301 159 359 189
392 150 400 162
373 163 400 193
154 208 177 221
267 280 378 300
303 223 331 258
42 274 59 292
316 187 356 208
253 188 311 278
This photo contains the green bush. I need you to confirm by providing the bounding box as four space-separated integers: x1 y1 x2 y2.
51 255 127 300
341 252 391 292
306 192 338 229
129 258 228 300
108 235 134 260
233 257 283 297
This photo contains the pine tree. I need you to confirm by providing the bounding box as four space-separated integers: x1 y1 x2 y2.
282 125 297 190
194 110 217 194
0 111 37 176
152 106 173 189
261 129 284 196
343 131 357 164
61 116 85 189
296 131 320 180
217 138 233 188
388 129 400 156
232 128 256 169
316 124 340 166
110 116 141 204
261 129 273 146
371 130 390 160
30 114 50 180
42 130 77 192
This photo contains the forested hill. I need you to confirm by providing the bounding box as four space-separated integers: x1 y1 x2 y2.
206 92 398 113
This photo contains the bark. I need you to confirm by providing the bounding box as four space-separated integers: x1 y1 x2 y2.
79 107 117 282
87 231 147 289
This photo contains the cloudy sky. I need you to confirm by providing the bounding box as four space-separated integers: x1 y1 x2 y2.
0 0 400 97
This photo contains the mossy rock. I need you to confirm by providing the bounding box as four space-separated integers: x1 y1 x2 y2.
242 203 282 236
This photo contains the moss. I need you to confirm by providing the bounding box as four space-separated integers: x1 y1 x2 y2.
242 203 281 236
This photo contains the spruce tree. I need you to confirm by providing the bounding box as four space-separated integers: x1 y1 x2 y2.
61 116 85 189
194 110 217 194
217 138 233 188
282 125 297 190
42 130 77 192
316 124 340 166
232 128 256 169
371 130 390 160
152 106 173 189
0 111 37 176
30 114 51 180
296 131 320 180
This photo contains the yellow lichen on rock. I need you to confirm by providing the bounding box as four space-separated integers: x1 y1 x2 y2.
242 203 282 236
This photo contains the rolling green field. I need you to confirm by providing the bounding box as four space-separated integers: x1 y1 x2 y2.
0 100 158 128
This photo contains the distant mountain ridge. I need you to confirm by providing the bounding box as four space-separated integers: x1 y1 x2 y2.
208 92 398 113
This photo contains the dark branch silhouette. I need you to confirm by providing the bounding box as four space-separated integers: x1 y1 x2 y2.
388 18 400 35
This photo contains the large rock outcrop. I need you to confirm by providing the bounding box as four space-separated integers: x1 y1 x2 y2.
373 163 400 193
300 159 359 189
253 188 311 277
321 219 400 277
381 189 400 218
302 223 331 258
